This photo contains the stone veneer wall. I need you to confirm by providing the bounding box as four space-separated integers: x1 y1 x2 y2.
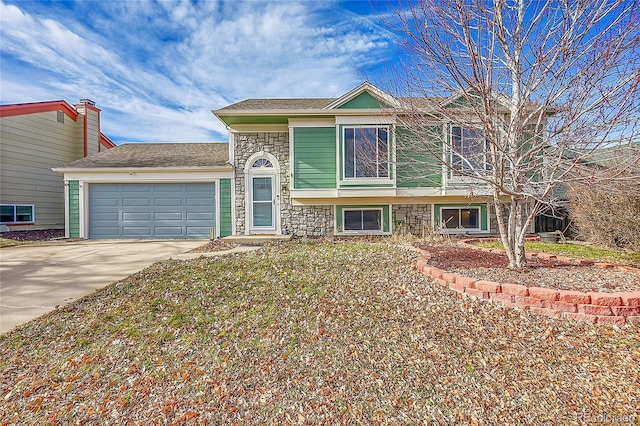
392 204 432 236
233 132 334 237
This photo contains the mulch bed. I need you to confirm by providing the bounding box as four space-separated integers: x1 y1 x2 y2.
420 243 639 293
0 229 65 241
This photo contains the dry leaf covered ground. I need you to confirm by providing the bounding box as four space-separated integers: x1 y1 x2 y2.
1 242 639 425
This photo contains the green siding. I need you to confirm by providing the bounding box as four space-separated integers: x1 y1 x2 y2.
293 127 337 189
336 205 391 233
219 179 232 237
68 180 80 238
395 126 442 188
338 92 388 109
434 203 488 231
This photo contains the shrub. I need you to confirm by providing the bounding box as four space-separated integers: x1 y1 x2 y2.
569 179 640 251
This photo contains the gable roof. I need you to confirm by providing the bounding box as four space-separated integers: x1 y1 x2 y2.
213 82 402 117
0 100 117 148
323 82 401 110
218 98 335 111
0 100 79 119
54 143 230 170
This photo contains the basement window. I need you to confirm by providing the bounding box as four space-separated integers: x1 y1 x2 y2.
343 209 383 232
1 204 35 224
440 207 480 231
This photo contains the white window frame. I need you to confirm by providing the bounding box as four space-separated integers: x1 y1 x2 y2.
342 208 384 233
342 125 391 183
439 206 481 232
450 125 490 176
0 204 35 224
244 151 281 235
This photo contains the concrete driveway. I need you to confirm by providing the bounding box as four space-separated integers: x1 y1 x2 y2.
0 239 206 334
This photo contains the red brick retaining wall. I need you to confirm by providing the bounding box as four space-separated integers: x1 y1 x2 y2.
414 240 640 325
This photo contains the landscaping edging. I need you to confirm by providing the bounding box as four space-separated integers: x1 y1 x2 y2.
414 239 640 325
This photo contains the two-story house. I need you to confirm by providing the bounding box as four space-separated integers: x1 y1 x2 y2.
0 99 115 231
214 82 495 238
55 83 497 239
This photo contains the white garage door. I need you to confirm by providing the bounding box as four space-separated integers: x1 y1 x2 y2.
89 183 215 239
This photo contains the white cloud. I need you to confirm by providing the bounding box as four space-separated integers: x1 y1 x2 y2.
0 0 393 143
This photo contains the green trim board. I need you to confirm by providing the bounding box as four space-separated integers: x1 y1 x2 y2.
293 128 337 189
220 116 289 125
221 115 333 126
336 204 391 233
433 203 488 231
219 179 232 237
68 180 80 238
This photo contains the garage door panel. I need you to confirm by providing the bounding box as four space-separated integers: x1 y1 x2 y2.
187 212 215 220
123 212 151 221
155 212 183 220
187 198 214 206
186 226 211 237
123 185 151 193
89 183 215 239
92 211 119 221
91 226 120 237
155 198 183 207
92 198 119 207
154 183 184 194
122 226 152 237
123 198 151 207
154 226 184 236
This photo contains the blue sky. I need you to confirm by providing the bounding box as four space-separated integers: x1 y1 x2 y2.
0 0 400 144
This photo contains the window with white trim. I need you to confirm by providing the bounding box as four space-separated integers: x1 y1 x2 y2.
440 207 480 230
343 209 383 231
1 204 34 224
451 126 490 174
344 126 389 179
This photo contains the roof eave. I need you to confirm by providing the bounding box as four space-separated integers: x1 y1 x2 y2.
53 165 234 173
213 108 401 117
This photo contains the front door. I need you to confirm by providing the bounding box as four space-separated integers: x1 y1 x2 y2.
251 176 275 230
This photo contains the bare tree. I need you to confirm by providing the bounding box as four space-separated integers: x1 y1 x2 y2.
383 0 640 268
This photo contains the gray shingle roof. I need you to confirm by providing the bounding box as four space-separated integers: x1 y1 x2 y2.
59 143 230 169
218 98 336 111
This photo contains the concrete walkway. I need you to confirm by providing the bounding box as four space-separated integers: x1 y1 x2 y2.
0 239 210 334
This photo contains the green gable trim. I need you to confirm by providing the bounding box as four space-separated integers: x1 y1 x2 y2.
221 116 289 125
220 115 334 126
338 91 388 109
336 204 391 233
434 203 488 231
68 180 80 238
293 127 337 189
219 179 232 237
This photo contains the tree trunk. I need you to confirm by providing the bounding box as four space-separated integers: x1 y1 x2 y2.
494 190 528 269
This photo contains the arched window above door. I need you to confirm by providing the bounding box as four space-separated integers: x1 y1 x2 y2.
252 158 273 168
